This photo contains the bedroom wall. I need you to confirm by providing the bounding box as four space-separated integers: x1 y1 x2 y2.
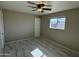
3 9 35 42
41 8 79 52
35 16 40 37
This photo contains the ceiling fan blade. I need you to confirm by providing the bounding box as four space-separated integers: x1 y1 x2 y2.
43 8 51 11
32 9 37 11
45 5 52 7
28 6 36 8
27 1 37 5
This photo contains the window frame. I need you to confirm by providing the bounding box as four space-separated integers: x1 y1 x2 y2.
49 16 66 30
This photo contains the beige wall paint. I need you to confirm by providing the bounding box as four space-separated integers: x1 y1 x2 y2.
0 9 3 52
35 16 40 37
41 8 79 52
3 10 35 42
0 9 5 49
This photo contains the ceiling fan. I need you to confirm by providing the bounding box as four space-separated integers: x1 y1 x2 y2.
27 1 52 13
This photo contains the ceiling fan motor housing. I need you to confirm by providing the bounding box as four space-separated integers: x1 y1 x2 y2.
37 4 45 9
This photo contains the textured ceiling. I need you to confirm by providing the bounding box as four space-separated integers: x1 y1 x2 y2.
0 1 79 15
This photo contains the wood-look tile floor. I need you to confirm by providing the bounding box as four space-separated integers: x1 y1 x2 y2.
2 37 79 57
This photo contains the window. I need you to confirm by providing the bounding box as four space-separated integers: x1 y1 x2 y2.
49 17 66 30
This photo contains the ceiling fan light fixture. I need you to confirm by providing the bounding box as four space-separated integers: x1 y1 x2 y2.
37 8 42 12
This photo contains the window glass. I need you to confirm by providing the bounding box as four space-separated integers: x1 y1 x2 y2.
49 17 66 30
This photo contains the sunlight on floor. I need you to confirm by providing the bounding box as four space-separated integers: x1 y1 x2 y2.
31 48 47 57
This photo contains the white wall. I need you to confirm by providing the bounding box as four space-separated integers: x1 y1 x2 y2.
3 10 35 42
0 8 4 52
35 16 40 37
41 8 79 51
